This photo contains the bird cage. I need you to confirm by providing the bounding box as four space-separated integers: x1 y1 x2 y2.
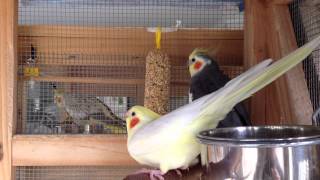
0 0 319 179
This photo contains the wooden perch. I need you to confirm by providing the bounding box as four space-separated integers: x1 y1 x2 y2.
20 76 145 85
12 135 137 166
124 149 242 180
124 164 204 180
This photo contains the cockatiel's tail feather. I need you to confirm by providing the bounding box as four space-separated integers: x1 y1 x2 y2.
199 36 320 126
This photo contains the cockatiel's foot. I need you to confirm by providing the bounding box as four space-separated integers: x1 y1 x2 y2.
132 168 164 180
174 169 183 177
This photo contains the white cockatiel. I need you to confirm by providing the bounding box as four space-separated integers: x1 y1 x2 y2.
126 36 320 176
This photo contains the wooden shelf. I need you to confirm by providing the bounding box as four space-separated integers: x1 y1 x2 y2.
20 76 145 85
12 135 138 166
19 25 243 40
19 64 243 86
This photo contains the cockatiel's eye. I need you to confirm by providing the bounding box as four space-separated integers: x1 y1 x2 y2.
191 58 196 63
131 112 136 116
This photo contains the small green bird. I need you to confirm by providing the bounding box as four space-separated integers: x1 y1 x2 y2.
126 36 320 178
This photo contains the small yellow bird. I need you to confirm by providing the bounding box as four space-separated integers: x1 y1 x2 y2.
126 36 320 179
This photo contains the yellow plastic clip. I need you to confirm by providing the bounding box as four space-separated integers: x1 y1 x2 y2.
24 67 39 77
24 67 31 77
30 67 39 77
156 26 161 49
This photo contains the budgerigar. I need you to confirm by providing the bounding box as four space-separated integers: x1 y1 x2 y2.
126 36 320 178
53 87 126 133
188 49 251 127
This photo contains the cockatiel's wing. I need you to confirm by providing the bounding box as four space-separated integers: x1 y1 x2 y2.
94 98 124 122
129 59 278 169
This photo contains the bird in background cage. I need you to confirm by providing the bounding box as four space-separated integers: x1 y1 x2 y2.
188 48 251 127
52 84 126 134
125 36 320 179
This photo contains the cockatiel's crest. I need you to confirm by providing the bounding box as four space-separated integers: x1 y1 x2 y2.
126 106 161 141
188 48 209 60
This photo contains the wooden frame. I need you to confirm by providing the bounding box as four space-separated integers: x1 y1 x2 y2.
0 0 18 179
0 0 314 179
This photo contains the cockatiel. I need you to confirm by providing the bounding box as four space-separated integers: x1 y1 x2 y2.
53 87 126 133
188 49 251 127
126 36 320 177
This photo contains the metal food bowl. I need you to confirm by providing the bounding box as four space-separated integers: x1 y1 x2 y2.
197 126 320 180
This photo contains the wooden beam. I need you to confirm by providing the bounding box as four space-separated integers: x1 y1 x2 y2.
18 37 243 64
20 76 146 85
266 4 313 124
12 135 138 166
18 25 244 40
19 65 242 84
0 0 18 179
244 0 269 125
19 53 146 67
18 25 244 66
19 54 243 67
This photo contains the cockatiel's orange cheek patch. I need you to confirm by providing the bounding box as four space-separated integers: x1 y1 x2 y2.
130 117 140 129
194 61 202 70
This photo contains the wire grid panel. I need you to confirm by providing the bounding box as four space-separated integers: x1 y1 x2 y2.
17 0 244 135
290 0 320 122
16 166 140 180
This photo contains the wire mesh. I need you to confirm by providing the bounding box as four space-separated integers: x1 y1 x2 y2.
16 166 140 180
289 0 320 124
16 0 245 179
17 0 244 135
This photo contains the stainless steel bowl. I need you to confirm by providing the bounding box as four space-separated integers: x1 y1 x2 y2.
197 126 320 180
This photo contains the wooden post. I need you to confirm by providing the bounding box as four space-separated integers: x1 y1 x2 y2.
0 0 18 179
266 4 313 124
244 0 269 125
244 0 313 125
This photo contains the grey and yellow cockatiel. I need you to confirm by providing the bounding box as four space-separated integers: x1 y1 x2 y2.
53 87 126 133
125 36 320 178
188 48 251 127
